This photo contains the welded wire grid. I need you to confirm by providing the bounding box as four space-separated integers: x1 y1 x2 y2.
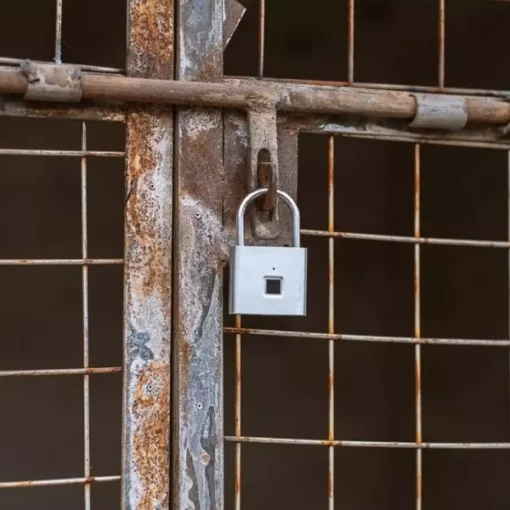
251 0 510 99
224 135 510 509
0 121 123 504
0 0 122 74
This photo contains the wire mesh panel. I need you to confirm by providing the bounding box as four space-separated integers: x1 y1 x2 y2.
0 117 125 509
223 132 510 510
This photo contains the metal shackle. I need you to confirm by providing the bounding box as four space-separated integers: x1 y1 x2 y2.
236 188 301 247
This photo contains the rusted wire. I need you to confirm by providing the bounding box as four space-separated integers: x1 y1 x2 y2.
258 0 265 78
0 149 124 157
327 136 335 510
438 0 445 89
235 314 242 510
0 476 121 489
81 121 91 510
0 259 123 265
302 229 510 248
225 436 510 449
54 0 63 65
0 368 121 377
414 144 422 510
224 327 510 347
348 0 355 84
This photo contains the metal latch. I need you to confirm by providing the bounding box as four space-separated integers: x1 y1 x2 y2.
21 61 82 103
410 93 468 130
247 106 281 239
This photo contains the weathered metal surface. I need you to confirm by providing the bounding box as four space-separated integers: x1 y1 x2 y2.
0 56 123 74
223 111 298 248
0 95 125 122
247 107 280 239
5 64 510 127
410 94 467 130
285 114 510 149
173 0 225 508
224 0 246 49
123 0 173 509
21 61 82 102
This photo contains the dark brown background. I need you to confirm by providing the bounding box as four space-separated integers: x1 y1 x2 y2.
1 0 510 509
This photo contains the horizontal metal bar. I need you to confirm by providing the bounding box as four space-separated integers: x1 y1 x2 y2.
2 64 510 126
0 149 124 157
302 229 510 248
229 75 510 99
0 57 123 74
0 259 123 266
311 129 510 150
0 96 126 122
0 367 121 377
225 436 510 449
0 476 121 489
224 327 510 347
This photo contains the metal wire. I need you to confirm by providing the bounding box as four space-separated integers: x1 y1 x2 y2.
348 0 355 84
258 0 265 78
0 476 121 489
224 327 510 347
0 368 121 377
0 259 123 266
225 436 510 449
327 136 335 510
414 144 422 510
81 121 91 510
0 121 122 494
55 0 63 65
302 229 510 249
0 57 124 75
235 314 242 510
0 149 124 157
438 0 445 89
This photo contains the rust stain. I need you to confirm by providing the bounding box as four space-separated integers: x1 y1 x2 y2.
128 0 173 80
131 362 171 509
126 109 171 300
328 465 334 499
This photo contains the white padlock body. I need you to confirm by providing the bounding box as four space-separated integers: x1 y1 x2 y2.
229 245 307 316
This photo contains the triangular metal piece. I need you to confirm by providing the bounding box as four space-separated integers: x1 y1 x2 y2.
224 0 246 49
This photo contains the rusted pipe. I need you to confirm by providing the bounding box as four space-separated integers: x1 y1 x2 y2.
2 65 510 125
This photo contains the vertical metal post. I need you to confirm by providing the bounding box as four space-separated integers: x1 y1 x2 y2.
123 1 174 509
173 0 225 508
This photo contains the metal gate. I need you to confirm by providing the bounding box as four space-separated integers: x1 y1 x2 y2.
1 0 510 509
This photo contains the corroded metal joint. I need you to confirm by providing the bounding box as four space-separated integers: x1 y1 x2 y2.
248 105 280 239
410 93 468 130
21 61 82 103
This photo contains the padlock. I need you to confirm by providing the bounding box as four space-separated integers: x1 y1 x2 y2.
229 188 307 316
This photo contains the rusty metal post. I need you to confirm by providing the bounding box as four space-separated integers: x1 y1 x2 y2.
173 0 225 508
123 1 173 509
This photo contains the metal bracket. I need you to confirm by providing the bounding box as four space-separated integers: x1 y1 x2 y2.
247 106 280 239
410 93 467 130
223 0 246 49
21 61 82 103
